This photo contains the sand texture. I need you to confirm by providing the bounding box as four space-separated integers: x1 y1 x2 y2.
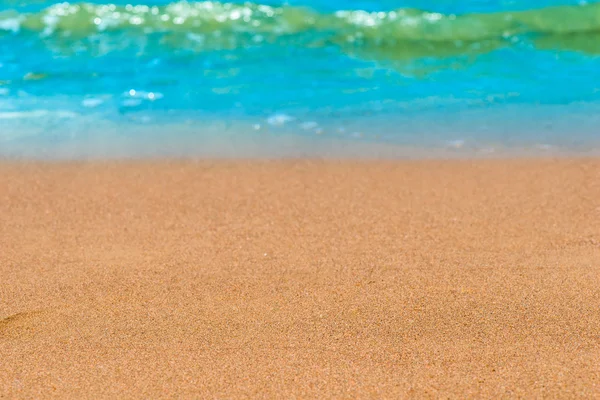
1 159 599 398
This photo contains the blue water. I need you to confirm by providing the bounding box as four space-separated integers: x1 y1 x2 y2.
1 0 600 158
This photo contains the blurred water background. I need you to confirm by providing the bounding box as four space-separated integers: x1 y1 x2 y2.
1 0 600 158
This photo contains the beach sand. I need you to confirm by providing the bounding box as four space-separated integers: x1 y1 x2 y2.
1 159 599 398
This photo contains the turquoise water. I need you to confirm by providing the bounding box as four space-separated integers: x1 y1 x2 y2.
1 0 600 158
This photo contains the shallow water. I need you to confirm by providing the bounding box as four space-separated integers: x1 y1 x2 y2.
1 0 600 158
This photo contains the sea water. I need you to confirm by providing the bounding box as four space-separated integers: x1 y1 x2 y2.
1 0 600 158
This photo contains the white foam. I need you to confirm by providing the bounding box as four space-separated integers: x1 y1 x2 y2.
0 110 77 119
267 113 295 126
0 18 22 33
0 110 48 119
125 89 164 101
122 98 142 107
41 14 59 36
82 98 104 108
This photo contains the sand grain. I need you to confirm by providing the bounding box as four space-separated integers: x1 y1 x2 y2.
1 159 599 398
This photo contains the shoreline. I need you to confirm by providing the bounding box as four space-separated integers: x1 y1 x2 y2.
3 106 600 161
3 145 600 161
2 159 599 398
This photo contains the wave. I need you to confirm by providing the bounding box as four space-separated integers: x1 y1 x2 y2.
2 1 600 57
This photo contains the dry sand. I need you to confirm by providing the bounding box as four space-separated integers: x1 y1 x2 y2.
1 159 599 399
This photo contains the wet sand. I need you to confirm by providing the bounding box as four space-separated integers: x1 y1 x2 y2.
1 159 599 398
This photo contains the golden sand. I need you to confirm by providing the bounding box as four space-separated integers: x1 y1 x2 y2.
1 159 599 398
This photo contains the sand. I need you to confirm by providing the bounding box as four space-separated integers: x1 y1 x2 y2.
1 159 599 398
